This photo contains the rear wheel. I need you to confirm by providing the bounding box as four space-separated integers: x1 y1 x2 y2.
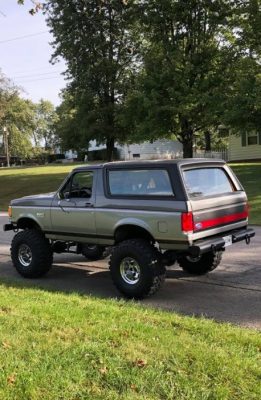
178 251 223 275
109 239 165 299
81 244 105 261
11 229 53 278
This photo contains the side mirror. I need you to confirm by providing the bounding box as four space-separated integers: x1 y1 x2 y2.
59 191 70 200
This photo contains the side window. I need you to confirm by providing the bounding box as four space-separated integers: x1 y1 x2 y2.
61 171 93 199
108 169 174 196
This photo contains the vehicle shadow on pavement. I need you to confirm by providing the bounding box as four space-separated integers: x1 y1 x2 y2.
0 260 261 329
0 262 118 298
166 267 261 289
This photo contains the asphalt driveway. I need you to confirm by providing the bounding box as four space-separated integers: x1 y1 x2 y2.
0 213 260 329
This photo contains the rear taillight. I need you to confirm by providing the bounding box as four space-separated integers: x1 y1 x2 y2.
181 212 194 233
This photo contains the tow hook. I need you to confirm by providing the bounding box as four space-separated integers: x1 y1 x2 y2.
245 235 251 245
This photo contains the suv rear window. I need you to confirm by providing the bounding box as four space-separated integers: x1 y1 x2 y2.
108 169 174 196
183 168 235 197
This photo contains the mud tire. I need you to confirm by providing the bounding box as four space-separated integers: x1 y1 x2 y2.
109 239 165 299
178 251 223 275
11 229 53 278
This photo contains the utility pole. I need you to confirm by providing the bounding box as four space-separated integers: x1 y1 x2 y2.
3 126 10 167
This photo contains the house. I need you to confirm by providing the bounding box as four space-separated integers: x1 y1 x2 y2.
228 132 261 161
64 149 78 160
89 139 183 160
118 140 183 160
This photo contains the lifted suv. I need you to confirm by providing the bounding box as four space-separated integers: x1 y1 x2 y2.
4 159 255 298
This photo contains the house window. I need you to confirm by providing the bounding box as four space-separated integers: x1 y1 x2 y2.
247 132 258 145
133 153 140 158
241 132 260 147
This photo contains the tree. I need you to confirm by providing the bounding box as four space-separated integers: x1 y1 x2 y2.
17 0 43 16
223 58 261 136
1 98 35 161
221 0 261 135
1 70 36 160
42 0 137 160
33 99 58 150
122 0 243 157
54 90 88 153
2 95 35 159
0 71 16 123
18 0 261 158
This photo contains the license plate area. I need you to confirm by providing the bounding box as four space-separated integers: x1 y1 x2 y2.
222 235 232 247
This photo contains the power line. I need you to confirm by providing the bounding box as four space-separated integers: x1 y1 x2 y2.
12 70 64 79
0 31 49 44
16 76 65 83
6 65 66 75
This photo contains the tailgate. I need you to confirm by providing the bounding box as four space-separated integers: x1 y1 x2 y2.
181 163 249 241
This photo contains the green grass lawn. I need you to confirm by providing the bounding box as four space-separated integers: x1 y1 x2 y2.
0 281 260 400
0 163 260 398
0 164 77 213
0 162 260 224
230 163 261 225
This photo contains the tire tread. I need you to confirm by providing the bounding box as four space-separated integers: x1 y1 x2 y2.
109 238 165 299
178 251 222 275
11 229 53 278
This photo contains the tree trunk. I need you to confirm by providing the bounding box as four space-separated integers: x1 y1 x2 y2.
180 118 194 158
32 132 38 147
182 138 193 158
204 131 211 151
106 137 115 161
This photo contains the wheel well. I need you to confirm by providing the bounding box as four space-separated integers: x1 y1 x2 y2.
114 225 154 244
17 218 41 231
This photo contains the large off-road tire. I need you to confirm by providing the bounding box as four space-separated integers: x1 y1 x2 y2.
82 244 105 261
11 229 53 278
177 251 223 275
109 239 166 299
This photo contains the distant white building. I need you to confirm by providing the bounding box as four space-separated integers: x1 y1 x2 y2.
64 149 78 160
228 132 261 161
119 140 183 160
88 140 106 151
88 139 183 160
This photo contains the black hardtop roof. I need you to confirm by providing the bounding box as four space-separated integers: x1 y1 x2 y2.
73 158 226 172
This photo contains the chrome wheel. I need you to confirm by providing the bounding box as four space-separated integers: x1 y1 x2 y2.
120 257 141 285
18 244 32 267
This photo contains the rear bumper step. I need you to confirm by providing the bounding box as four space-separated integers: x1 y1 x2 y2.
188 228 255 257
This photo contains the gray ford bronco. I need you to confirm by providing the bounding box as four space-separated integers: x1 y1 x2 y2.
4 159 255 298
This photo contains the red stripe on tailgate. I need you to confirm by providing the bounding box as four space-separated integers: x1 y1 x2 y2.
196 211 248 230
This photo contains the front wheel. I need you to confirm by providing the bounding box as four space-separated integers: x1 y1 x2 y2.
11 229 53 278
177 251 223 275
109 239 165 299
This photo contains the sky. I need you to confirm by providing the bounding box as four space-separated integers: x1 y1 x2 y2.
0 0 66 106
